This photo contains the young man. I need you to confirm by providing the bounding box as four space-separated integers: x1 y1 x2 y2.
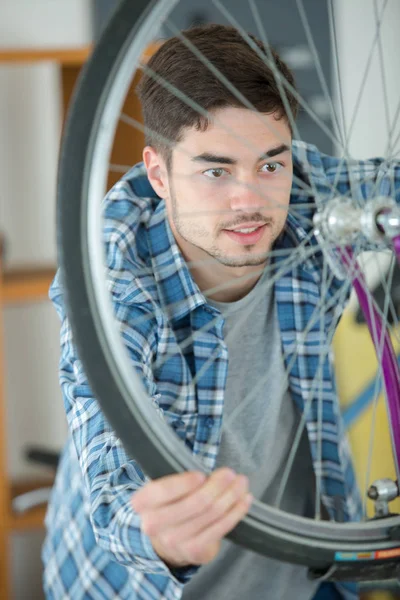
42 24 399 600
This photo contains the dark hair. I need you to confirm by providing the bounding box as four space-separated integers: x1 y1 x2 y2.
136 23 298 170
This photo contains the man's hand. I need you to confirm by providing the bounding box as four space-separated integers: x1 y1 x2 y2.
131 468 253 569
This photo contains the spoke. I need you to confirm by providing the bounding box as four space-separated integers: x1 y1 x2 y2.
225 263 343 471
273 237 381 510
116 237 400 365
128 237 324 395
107 4 400 527
297 139 399 233
296 0 344 148
108 230 348 308
387 88 400 156
223 247 391 438
136 27 395 214
315 257 329 519
204 227 334 305
351 251 400 343
198 1 392 215
337 163 396 205
328 0 347 146
344 244 400 484
166 11 358 207
275 265 355 509
163 19 306 151
362 376 381 519
177 208 314 230
174 178 316 226
210 246 324 408
370 0 397 206
240 250 355 466
189 238 323 391
246 0 329 215
329 0 389 206
248 1 305 144
119 111 347 230
390 133 400 158
213 0 345 153
119 109 330 203
362 253 397 516
371 252 400 340
373 0 391 148
360 0 400 364
178 202 326 217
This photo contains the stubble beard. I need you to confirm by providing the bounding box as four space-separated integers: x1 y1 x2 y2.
170 188 273 268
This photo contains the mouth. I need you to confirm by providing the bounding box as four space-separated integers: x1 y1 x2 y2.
222 223 269 245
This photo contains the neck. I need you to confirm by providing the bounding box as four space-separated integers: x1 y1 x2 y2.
182 249 265 302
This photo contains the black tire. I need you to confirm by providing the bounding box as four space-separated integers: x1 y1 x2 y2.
57 0 400 581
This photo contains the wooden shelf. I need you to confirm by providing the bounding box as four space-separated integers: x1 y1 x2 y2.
9 478 54 531
3 267 56 305
0 42 162 67
0 46 92 65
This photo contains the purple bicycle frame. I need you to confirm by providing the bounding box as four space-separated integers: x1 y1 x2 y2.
340 241 400 478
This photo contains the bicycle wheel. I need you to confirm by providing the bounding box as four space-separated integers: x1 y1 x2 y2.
57 0 400 582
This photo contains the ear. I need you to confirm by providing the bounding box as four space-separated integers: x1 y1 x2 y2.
142 146 169 199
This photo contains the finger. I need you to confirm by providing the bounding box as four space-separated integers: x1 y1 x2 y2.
142 473 249 537
131 470 207 512
181 494 253 564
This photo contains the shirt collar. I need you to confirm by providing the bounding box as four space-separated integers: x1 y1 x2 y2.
147 200 321 325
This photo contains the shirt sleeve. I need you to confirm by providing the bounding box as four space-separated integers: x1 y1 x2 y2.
319 151 400 207
50 269 200 585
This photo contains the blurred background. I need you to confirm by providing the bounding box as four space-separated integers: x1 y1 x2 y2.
0 0 399 598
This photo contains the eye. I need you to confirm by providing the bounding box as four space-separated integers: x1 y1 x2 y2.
203 168 227 179
260 162 283 173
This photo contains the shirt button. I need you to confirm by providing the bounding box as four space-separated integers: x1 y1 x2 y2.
206 417 214 428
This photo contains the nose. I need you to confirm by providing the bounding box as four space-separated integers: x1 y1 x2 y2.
229 178 265 213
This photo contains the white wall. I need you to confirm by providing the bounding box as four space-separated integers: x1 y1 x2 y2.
0 1 92 598
0 0 92 48
334 0 400 160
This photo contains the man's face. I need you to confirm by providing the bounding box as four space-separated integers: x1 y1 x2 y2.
144 106 293 272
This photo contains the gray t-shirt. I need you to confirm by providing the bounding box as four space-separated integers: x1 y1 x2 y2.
181 268 319 599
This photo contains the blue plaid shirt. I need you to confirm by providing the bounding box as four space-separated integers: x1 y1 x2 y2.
42 141 400 599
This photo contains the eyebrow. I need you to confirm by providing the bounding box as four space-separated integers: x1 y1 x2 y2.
191 144 291 165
